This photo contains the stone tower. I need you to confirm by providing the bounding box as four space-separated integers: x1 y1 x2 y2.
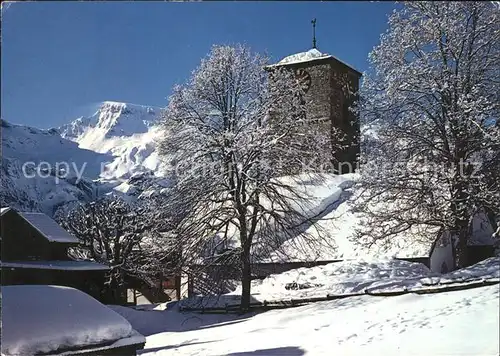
266 48 361 174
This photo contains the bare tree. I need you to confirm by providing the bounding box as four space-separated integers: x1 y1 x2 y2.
57 195 178 302
157 44 336 311
356 2 499 268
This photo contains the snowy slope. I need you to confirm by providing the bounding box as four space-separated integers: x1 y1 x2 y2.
1 119 109 214
264 173 434 262
192 172 433 263
112 264 500 356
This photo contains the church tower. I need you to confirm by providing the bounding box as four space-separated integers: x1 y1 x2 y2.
266 22 361 173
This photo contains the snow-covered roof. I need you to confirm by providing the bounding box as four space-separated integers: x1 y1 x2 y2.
1 285 140 356
278 48 330 65
18 211 79 244
1 206 11 216
1 260 110 271
52 331 146 356
267 48 361 74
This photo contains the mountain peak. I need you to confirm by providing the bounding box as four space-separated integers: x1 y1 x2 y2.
57 100 165 180
100 101 161 113
59 101 163 142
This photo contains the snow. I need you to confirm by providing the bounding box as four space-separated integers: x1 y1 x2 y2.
112 283 500 355
422 257 500 284
180 258 500 309
191 173 439 265
267 48 359 73
179 255 500 311
108 259 500 355
272 173 354 218
0 207 11 216
266 173 434 262
1 260 109 271
18 211 79 243
1 120 108 214
1 285 137 356
230 258 433 301
2 119 111 178
276 48 330 65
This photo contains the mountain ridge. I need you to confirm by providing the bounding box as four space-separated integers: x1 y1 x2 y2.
1 100 170 215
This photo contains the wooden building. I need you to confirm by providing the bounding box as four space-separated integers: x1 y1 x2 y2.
0 207 111 303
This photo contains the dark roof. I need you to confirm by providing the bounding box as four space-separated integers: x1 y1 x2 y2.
17 212 79 244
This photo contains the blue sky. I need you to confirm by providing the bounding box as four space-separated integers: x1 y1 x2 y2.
2 1 396 128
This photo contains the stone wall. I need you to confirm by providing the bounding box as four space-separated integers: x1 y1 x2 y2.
303 63 332 122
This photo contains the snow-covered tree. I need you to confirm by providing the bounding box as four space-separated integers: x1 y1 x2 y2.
157 44 334 311
57 195 178 302
357 2 499 268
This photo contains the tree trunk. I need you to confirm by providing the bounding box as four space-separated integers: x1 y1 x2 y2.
454 228 469 269
240 248 252 313
450 161 471 269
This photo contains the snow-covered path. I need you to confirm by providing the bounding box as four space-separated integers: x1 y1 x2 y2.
113 283 499 356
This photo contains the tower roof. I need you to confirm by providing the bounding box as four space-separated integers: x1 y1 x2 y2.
277 48 329 66
267 48 362 76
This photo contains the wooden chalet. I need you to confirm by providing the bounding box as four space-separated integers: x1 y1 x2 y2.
0 207 111 303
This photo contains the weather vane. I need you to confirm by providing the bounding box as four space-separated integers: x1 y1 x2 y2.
311 18 317 49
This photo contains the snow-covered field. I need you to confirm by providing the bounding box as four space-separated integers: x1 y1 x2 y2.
112 268 499 356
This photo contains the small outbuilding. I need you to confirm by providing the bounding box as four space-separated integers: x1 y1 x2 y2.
2 285 146 356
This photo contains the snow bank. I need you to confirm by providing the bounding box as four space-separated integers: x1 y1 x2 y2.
422 257 500 285
180 257 500 309
236 258 433 300
273 173 355 217
180 259 435 308
1 285 134 355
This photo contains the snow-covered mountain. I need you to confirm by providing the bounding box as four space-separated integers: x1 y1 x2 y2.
1 101 170 215
1 119 108 214
59 101 166 180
